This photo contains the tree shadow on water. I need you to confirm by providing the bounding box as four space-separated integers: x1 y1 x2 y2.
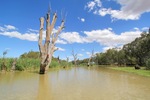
36 74 53 100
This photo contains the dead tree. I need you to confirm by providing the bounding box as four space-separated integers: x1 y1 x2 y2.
38 10 65 74
87 50 94 67
72 50 77 66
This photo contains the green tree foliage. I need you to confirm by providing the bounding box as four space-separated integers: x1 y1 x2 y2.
123 31 150 66
95 48 119 65
20 51 40 59
90 29 150 67
77 58 89 66
117 50 126 66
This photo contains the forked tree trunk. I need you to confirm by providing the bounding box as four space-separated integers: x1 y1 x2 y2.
38 11 64 74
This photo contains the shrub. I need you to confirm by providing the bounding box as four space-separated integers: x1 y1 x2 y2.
50 60 60 68
16 58 40 71
0 58 14 71
49 60 72 68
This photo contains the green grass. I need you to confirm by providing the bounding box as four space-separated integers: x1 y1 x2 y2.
0 58 40 71
110 67 150 77
0 58 72 72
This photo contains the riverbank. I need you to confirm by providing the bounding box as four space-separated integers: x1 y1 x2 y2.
110 67 150 77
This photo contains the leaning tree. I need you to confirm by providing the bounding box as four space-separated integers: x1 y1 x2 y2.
38 10 65 74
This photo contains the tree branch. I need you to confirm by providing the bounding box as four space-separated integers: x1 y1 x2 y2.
39 17 44 47
49 13 57 35
52 20 65 44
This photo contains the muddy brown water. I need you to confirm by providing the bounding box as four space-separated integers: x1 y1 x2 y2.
0 67 150 100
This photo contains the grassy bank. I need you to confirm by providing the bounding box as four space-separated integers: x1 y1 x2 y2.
0 58 40 71
110 67 150 77
0 58 72 72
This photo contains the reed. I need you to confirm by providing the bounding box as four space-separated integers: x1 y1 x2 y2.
0 58 72 71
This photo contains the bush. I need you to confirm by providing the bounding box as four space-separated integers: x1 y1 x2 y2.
50 60 60 68
0 57 72 71
49 60 72 68
0 58 14 71
16 58 40 71
146 59 150 70
16 64 25 71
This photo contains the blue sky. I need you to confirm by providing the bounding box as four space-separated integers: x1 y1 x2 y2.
0 0 150 60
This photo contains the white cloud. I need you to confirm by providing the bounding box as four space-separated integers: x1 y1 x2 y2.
102 46 114 52
86 0 102 11
59 28 142 48
78 17 85 22
57 47 65 51
0 25 16 32
133 27 140 31
81 18 85 22
142 27 149 31
56 38 67 44
60 32 85 43
84 28 141 46
0 26 5 32
0 25 66 44
4 25 16 30
86 52 91 57
0 25 145 49
86 0 150 20
78 53 83 57
1 31 39 41
0 25 38 41
86 1 96 11
27 28 38 33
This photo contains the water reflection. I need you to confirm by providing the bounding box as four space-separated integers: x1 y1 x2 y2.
37 74 52 100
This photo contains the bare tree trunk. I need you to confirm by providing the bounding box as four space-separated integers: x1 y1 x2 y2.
38 11 64 74
72 50 77 66
87 50 94 67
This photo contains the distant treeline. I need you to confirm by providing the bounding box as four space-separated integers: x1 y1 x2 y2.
79 29 150 69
